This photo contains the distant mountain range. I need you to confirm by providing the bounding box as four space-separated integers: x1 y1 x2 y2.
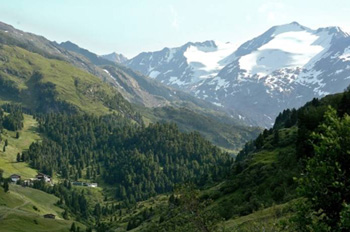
125 22 350 126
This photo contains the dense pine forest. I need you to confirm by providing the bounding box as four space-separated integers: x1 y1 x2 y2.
24 112 232 202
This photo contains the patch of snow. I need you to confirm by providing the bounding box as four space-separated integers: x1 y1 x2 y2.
297 69 323 85
164 70 173 75
340 47 350 61
149 70 160 78
212 102 223 107
264 114 272 120
183 41 237 79
212 76 229 91
239 30 329 76
238 114 246 120
169 76 186 86
166 48 176 62
103 69 124 89
335 69 343 74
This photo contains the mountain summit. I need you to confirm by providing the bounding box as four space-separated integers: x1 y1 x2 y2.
101 52 128 64
126 22 350 126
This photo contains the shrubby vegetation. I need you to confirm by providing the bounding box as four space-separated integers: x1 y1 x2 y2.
293 106 350 231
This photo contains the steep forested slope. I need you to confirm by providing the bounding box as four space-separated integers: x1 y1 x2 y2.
120 88 350 232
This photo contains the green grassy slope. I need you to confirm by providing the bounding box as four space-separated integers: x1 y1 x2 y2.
0 114 39 179
202 127 299 221
0 45 135 117
0 185 85 232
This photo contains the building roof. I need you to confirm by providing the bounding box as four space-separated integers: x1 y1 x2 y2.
44 213 56 217
36 173 51 178
10 174 21 177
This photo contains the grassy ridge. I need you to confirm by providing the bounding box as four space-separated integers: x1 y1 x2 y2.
0 45 133 116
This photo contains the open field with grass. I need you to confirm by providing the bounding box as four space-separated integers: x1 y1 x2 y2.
0 185 85 232
0 114 40 179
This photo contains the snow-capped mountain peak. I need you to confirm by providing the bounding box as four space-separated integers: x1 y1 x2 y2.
194 22 350 126
271 21 311 36
237 24 331 77
126 40 237 89
126 22 350 126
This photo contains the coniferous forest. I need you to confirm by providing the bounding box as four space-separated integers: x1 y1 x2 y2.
24 113 232 203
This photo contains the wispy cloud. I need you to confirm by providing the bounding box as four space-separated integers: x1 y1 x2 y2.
170 5 179 29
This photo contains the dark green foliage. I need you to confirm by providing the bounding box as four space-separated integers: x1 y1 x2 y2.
293 107 350 231
273 108 298 130
233 91 350 230
273 129 280 145
142 183 223 232
27 72 79 114
63 209 69 220
32 180 90 220
3 179 9 192
337 87 350 117
235 140 254 162
24 112 232 203
0 169 3 184
70 222 76 232
0 104 24 131
0 75 20 100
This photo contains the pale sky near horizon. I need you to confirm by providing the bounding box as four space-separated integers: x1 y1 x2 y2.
0 0 349 58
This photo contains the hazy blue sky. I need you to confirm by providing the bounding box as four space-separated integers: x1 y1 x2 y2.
1 0 349 57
